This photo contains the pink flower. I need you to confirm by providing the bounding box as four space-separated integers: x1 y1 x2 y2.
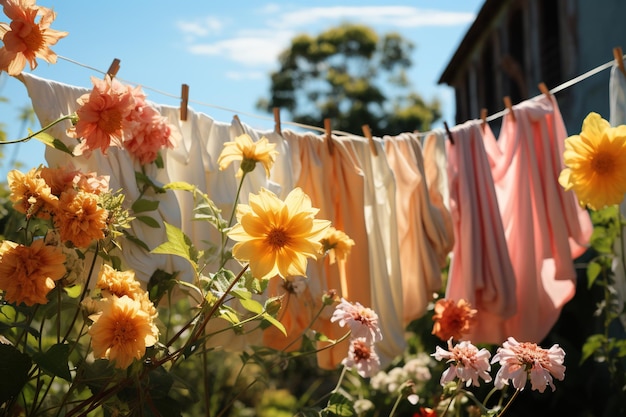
432 338 492 387
70 75 136 156
342 337 380 378
331 297 382 344
491 337 566 393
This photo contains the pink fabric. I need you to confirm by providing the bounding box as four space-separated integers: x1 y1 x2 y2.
484 97 592 343
446 120 517 344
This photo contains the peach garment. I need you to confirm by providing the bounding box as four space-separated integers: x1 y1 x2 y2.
384 133 454 324
446 120 517 344
484 97 592 343
281 130 370 369
348 134 406 365
21 73 192 283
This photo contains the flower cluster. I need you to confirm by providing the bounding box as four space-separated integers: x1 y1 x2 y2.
0 0 67 75
70 75 177 164
431 298 477 342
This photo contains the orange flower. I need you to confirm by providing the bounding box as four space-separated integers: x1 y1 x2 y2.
218 133 279 178
0 0 68 75
96 264 143 299
7 168 58 219
88 295 158 369
70 75 136 156
54 189 108 248
431 298 477 342
0 239 66 306
321 227 355 264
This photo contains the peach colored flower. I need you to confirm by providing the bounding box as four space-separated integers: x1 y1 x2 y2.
41 165 110 196
321 227 355 264
7 168 58 219
331 297 382 344
88 294 158 369
54 189 108 248
0 0 67 75
70 75 135 156
0 239 66 306
218 133 279 178
96 264 143 299
432 338 492 387
431 298 477 342
342 337 380 378
228 187 331 280
491 337 566 393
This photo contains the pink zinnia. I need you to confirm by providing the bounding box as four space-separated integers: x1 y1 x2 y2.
342 337 380 378
491 337 566 393
70 75 135 156
432 338 492 387
331 298 382 344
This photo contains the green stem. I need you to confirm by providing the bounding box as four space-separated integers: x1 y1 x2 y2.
1 114 75 145
439 380 461 417
495 389 520 417
388 392 403 417
219 172 247 269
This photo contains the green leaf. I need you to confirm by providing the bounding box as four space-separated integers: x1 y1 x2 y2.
261 312 287 336
32 130 73 155
580 334 605 364
33 343 71 381
239 298 264 315
135 215 161 228
63 285 82 299
151 222 198 267
323 392 355 417
587 260 603 289
131 198 160 213
122 230 151 251
0 343 32 404
164 181 196 192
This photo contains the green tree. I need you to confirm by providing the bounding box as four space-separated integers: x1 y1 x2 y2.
257 23 441 135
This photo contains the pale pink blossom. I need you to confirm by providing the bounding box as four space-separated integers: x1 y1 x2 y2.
491 337 566 393
432 338 492 387
331 298 382 344
342 337 380 378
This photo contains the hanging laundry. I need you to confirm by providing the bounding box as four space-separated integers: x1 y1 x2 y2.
422 130 451 211
484 96 593 343
383 133 454 325
446 120 517 345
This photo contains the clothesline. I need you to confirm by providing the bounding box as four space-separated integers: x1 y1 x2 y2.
57 52 622 137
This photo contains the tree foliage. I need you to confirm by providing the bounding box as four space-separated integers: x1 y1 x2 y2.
257 23 441 135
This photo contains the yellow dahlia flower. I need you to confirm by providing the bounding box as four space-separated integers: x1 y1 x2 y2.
228 187 331 280
321 227 355 264
559 112 626 210
217 133 278 178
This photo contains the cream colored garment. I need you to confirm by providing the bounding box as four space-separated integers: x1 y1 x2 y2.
21 73 191 283
384 133 454 324
422 129 451 210
348 134 406 366
446 120 517 344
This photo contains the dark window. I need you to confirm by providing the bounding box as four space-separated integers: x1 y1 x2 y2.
540 0 562 87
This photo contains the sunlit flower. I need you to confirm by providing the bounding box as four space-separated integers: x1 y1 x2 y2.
432 338 492 387
217 133 279 178
41 165 110 196
0 239 66 306
342 337 380 378
491 337 566 393
228 187 331 280
88 294 158 369
70 75 136 156
431 298 477 342
54 189 108 248
321 227 355 264
96 264 143 299
414 407 437 417
7 168 58 219
559 112 626 210
0 0 67 75
353 399 374 414
331 297 383 344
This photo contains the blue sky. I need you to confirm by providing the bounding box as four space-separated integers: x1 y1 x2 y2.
0 0 483 173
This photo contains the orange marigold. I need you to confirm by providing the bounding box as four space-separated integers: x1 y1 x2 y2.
0 239 66 306
7 168 58 219
54 189 108 248
431 298 477 342
0 0 68 75
96 264 142 299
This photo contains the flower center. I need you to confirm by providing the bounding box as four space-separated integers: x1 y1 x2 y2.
113 317 138 344
591 151 615 175
352 339 371 361
266 227 290 249
21 24 44 53
98 108 123 135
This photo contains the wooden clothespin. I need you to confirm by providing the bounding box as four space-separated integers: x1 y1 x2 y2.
361 124 378 156
233 114 244 131
538 82 551 99
503 96 516 122
106 58 120 79
480 108 488 130
273 107 282 135
614 47 626 75
180 84 189 121
324 118 334 155
443 121 455 145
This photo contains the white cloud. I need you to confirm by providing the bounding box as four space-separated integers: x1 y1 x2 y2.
225 71 266 81
176 16 225 38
